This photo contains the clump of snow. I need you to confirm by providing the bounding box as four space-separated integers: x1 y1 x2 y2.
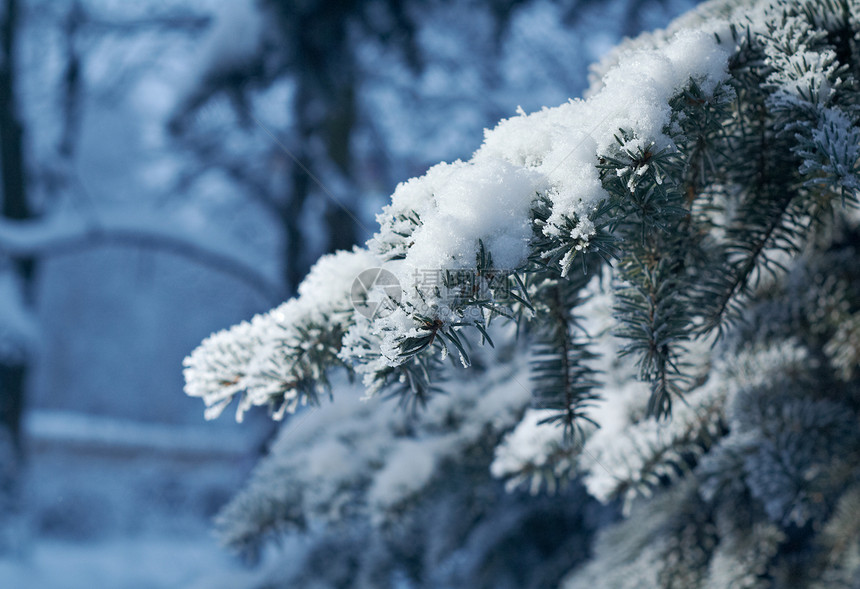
490 408 567 494
368 438 449 512
478 27 731 239
292 247 381 322
401 158 546 273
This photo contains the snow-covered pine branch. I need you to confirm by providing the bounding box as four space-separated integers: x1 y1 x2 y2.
185 0 858 426
185 20 737 421
185 0 860 585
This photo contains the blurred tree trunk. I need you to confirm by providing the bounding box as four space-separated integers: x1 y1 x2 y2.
0 0 31 539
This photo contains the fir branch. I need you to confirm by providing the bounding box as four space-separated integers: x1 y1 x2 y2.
379 353 447 414
697 188 799 336
529 274 600 441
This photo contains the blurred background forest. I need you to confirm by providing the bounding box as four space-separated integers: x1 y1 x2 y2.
0 0 697 585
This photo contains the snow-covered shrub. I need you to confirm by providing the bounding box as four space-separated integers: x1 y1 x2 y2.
185 0 860 586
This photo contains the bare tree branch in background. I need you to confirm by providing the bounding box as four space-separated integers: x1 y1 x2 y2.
0 211 284 303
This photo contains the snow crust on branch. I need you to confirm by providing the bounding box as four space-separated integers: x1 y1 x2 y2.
185 21 733 417
183 248 378 421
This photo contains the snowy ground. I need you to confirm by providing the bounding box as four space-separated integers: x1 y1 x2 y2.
0 534 272 589
0 408 280 588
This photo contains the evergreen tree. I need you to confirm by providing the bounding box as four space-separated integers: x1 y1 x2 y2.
184 0 860 585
